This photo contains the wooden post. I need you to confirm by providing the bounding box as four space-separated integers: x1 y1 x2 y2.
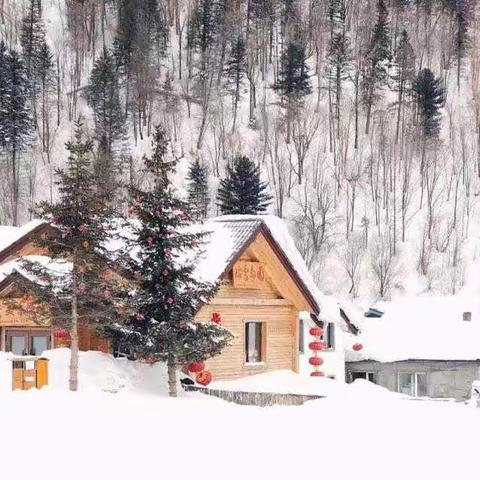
36 359 49 388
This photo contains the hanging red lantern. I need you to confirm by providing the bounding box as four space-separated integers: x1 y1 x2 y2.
309 327 324 337
352 343 364 352
309 341 326 351
53 329 69 339
311 371 325 377
211 312 222 324
196 370 212 386
187 361 205 373
309 357 324 366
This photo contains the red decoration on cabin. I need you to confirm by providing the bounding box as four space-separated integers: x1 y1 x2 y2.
309 357 324 366
211 312 222 324
53 329 69 339
309 341 326 351
309 327 324 337
187 361 205 373
352 343 363 352
196 370 212 386
311 371 325 377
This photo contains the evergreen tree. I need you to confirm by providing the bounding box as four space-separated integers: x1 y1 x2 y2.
186 158 210 220
224 33 247 132
413 68 444 138
117 125 233 397
362 0 391 134
391 29 415 142
217 156 273 215
0 48 33 225
273 31 312 143
86 49 125 197
21 122 124 391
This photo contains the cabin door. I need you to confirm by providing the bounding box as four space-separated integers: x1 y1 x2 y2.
6 330 51 356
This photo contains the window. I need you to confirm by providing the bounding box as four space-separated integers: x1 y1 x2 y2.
398 372 427 397
323 322 335 350
299 319 305 353
351 371 376 383
245 322 264 364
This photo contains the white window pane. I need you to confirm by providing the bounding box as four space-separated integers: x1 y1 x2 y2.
398 373 413 395
416 373 427 397
246 323 262 363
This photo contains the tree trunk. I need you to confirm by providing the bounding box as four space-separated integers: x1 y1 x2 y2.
69 288 79 392
167 353 177 397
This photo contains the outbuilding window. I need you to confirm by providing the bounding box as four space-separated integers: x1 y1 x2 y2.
245 322 264 364
398 372 427 397
351 371 376 383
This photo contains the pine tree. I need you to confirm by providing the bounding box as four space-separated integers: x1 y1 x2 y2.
224 33 247 132
391 29 415 142
217 156 273 215
273 31 312 143
21 121 124 391
186 158 210 220
117 125 233 397
0 48 33 225
413 68 444 138
86 49 125 197
362 0 391 134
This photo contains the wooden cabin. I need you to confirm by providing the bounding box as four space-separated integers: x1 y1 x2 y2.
0 216 326 381
0 220 108 355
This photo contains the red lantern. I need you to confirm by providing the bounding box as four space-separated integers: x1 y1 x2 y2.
309 341 326 351
53 329 69 339
187 361 205 373
311 371 325 377
211 312 221 324
196 370 212 386
309 327 324 337
309 357 324 366
352 342 363 352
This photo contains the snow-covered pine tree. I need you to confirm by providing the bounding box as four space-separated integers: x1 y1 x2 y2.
186 158 210 220
0 46 33 226
86 48 125 197
216 155 273 215
21 121 126 391
120 125 233 397
273 30 312 143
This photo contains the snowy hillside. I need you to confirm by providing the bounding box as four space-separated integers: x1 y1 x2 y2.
1 0 480 301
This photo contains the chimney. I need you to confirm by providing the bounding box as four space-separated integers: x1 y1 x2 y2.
463 312 472 322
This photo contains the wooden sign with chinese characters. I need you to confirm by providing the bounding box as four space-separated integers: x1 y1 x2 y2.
232 261 267 289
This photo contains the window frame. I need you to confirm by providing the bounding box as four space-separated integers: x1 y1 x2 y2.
322 322 335 351
351 371 376 383
397 372 427 397
244 320 266 366
298 318 305 354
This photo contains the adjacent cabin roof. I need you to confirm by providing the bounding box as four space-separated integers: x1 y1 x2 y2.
346 295 480 363
0 215 340 321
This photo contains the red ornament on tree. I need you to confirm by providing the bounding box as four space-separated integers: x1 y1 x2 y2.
188 361 205 373
211 312 221 324
196 370 212 386
82 241 89 248
78 224 86 232
167 297 174 305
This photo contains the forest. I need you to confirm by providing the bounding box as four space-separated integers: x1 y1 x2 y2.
0 0 479 299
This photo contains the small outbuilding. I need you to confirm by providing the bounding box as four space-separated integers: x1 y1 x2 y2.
345 297 480 401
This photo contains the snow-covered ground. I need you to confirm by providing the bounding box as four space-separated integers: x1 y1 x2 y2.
2 349 480 480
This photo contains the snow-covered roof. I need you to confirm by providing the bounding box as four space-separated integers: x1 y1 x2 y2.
0 219 47 259
197 215 341 320
346 295 480 363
